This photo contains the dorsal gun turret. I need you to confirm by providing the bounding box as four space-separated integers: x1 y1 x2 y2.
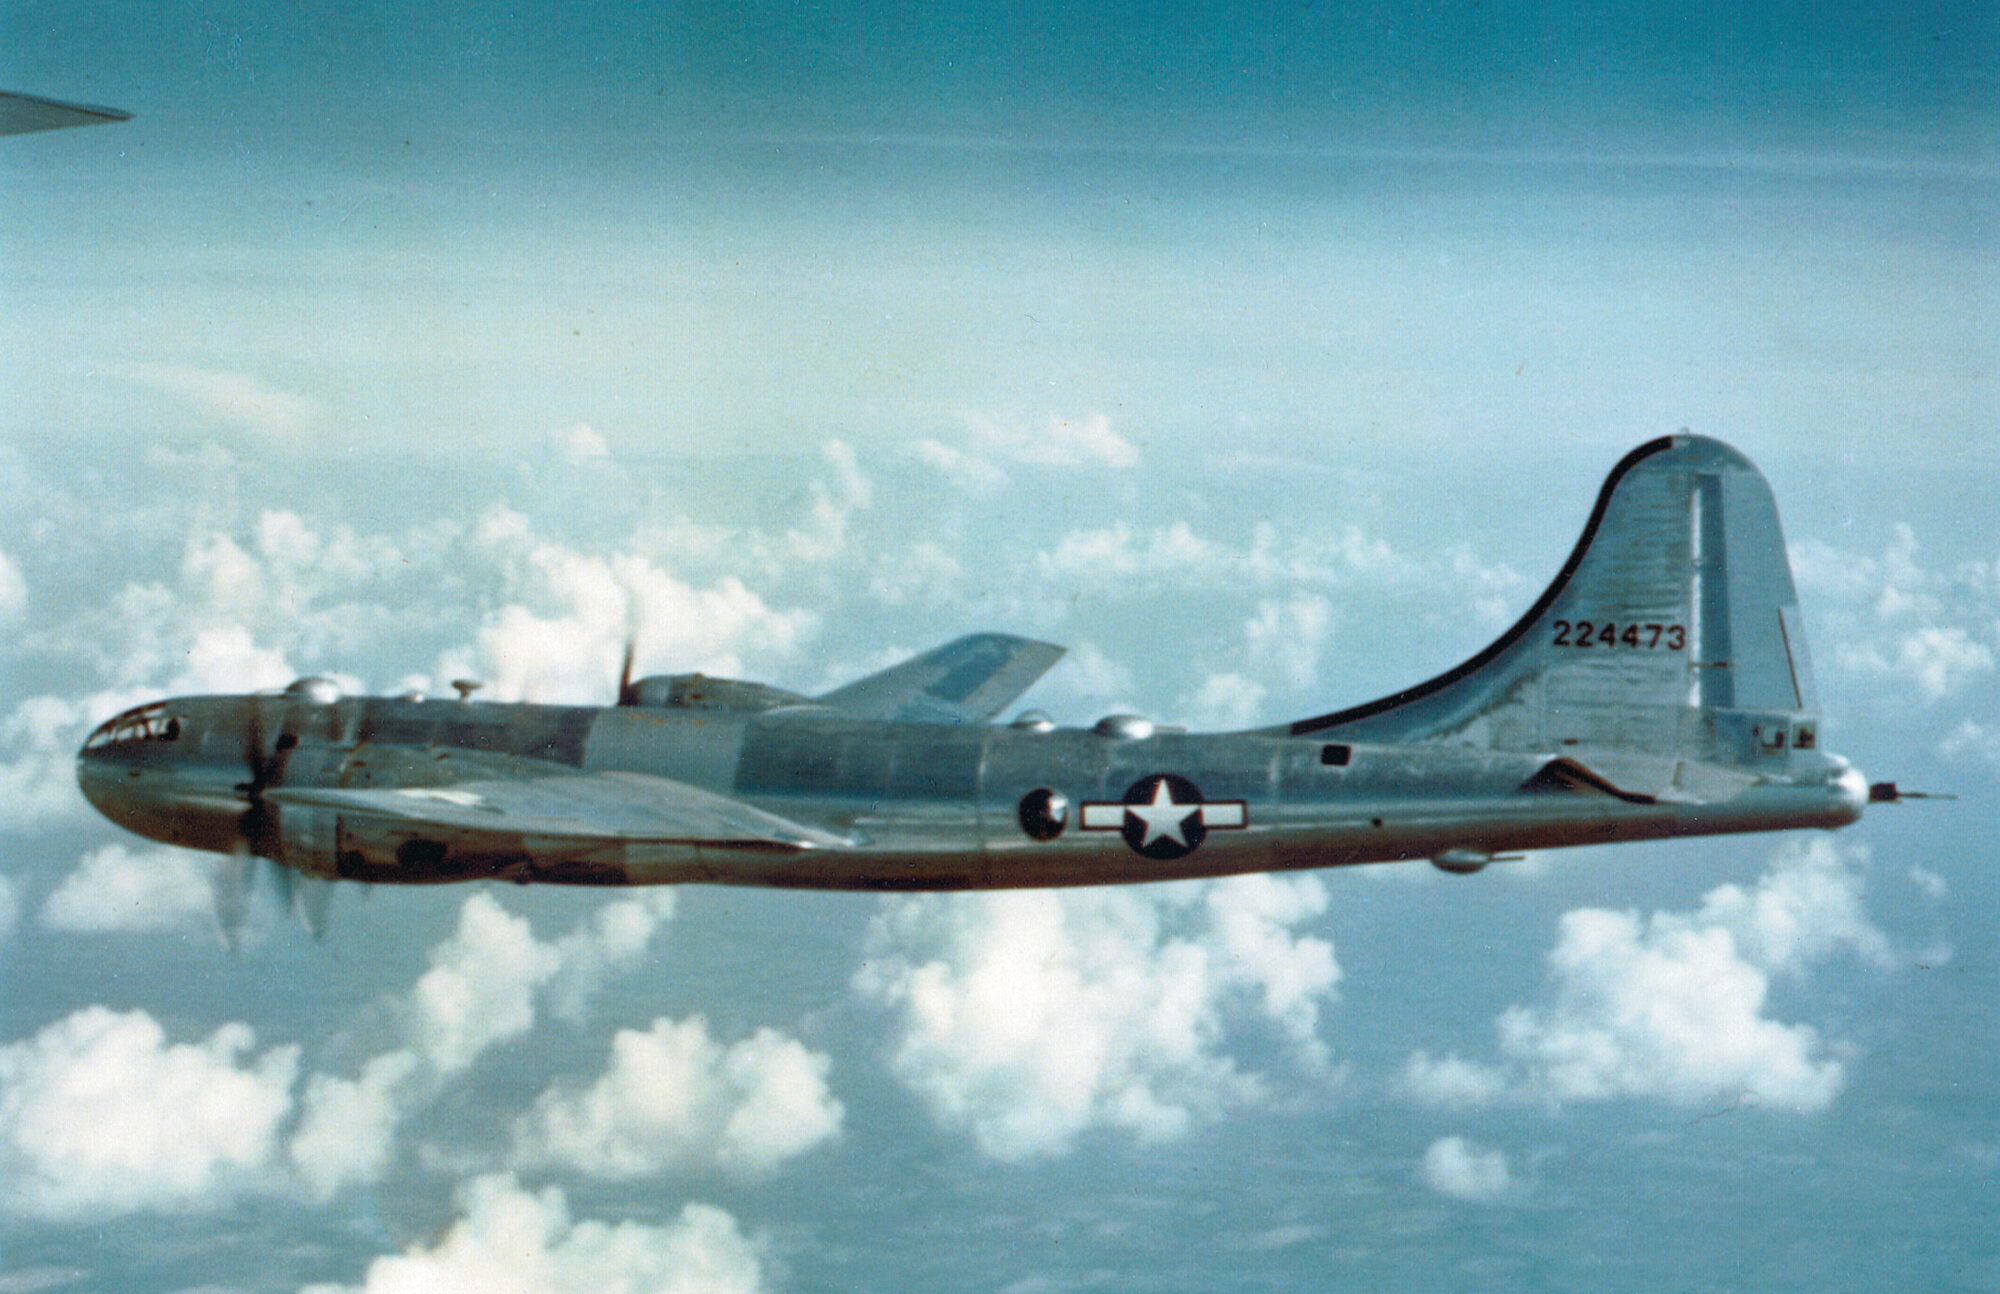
625 673 814 713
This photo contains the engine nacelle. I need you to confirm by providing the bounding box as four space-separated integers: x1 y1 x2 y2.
274 801 342 878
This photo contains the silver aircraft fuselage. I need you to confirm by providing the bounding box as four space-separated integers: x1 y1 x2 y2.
77 690 1867 891
75 437 1883 893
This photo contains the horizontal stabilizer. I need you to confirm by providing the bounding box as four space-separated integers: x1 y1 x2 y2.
819 633 1064 724
1519 757 1659 804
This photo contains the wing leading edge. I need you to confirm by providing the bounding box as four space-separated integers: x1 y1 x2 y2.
269 772 853 851
817 632 1064 724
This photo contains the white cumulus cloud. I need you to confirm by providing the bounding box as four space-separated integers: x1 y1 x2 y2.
1242 593 1333 691
291 890 682 1201
463 546 813 704
255 508 321 569
403 892 566 1077
300 1173 767 1294
556 422 611 460
289 1052 423 1205
1691 837 1897 976
854 875 1339 1161
1420 1136 1512 1201
1840 626 1995 705
960 410 1141 471
1404 838 1893 1114
0 549 24 618
0 1008 299 1220
913 436 1011 494
780 439 874 562
0 694 111 825
127 364 325 439
1939 718 2000 771
39 844 216 935
1402 1051 1508 1110
512 1016 843 1181
1036 412 1140 469
1497 907 1846 1110
1178 671 1268 730
1795 525 2000 706
1036 521 1219 596
174 624 298 695
545 890 680 1023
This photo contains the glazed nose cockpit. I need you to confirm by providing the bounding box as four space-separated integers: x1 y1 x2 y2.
76 699 246 854
78 702 190 833
82 701 184 751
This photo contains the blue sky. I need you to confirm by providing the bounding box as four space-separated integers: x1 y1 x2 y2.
2 2 1996 1290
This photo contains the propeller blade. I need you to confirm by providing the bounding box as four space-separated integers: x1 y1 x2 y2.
617 635 639 706
265 856 295 911
216 848 252 949
236 697 275 855
241 697 267 788
296 876 333 940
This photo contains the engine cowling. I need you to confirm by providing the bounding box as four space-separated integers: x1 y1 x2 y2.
274 801 341 877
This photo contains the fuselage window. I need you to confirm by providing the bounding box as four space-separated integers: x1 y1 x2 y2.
1321 744 1352 767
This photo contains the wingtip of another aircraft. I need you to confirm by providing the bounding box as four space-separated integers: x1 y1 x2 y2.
0 89 132 137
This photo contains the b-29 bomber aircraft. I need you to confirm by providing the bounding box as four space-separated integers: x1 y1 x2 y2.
79 436 1887 917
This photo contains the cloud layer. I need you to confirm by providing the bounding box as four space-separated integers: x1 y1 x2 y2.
290 890 684 1200
0 1008 299 1220
855 874 1339 1160
512 1016 843 1181
1420 1136 1512 1202
0 882 838 1229
1793 525 2000 710
38 844 217 935
1405 838 1896 1114
300 1173 767 1294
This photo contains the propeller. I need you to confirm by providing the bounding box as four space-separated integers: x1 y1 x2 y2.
218 697 331 944
234 698 280 857
215 848 253 951
616 634 640 707
296 875 333 938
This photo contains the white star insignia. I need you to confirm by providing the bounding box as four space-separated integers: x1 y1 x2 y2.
1077 776 1248 857
1124 777 1200 848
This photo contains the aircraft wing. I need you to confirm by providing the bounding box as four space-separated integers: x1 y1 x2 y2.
0 91 131 136
817 632 1064 724
267 772 852 851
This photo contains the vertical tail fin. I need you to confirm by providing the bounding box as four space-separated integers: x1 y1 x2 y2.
1290 436 1821 770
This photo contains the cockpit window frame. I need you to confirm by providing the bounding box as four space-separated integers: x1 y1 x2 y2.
84 702 182 749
